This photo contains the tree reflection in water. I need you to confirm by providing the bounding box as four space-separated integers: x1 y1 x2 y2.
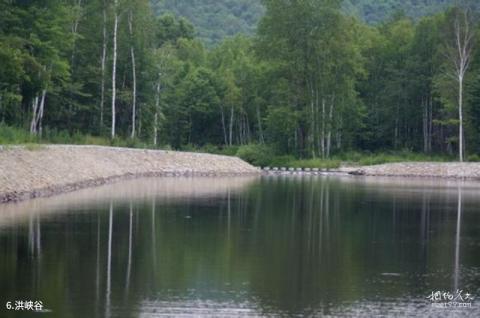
0 176 478 317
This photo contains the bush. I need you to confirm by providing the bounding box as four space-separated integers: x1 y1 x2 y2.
0 124 35 144
334 150 452 166
268 155 296 167
467 154 480 162
235 144 275 167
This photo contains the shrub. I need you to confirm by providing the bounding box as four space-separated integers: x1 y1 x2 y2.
268 155 296 167
235 144 275 167
0 124 35 144
467 154 480 162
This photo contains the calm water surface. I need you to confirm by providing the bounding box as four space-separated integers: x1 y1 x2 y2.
0 176 479 317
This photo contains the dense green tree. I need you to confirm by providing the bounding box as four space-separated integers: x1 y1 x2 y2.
1 0 480 162
151 0 265 47
257 0 364 158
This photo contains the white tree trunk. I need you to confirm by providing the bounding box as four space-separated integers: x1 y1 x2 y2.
30 96 39 135
321 98 325 159
153 79 161 146
37 90 46 136
310 86 315 158
449 9 473 161
153 113 158 146
256 105 264 145
30 90 46 136
423 97 428 153
71 0 83 70
229 106 234 146
429 96 433 152
459 77 464 162
394 104 399 148
129 10 137 139
326 96 334 158
100 0 107 130
221 106 228 145
111 0 118 139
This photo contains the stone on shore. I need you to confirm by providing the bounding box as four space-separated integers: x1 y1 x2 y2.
349 162 480 180
0 145 260 203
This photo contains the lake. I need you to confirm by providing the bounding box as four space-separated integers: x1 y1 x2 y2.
0 175 479 317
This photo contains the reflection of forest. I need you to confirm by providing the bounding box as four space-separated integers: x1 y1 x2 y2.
0 176 258 228
0 176 478 317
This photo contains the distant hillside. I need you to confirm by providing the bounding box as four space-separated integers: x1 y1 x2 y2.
150 0 264 47
343 0 454 24
149 0 456 46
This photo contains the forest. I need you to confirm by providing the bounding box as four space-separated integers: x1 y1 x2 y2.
150 1 456 47
1 0 480 166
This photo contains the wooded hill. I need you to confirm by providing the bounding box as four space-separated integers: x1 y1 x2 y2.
150 0 264 47
151 0 456 46
343 0 454 24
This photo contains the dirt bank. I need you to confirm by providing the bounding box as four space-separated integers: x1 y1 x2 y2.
0 145 260 203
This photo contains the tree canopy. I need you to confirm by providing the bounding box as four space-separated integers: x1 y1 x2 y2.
1 0 480 163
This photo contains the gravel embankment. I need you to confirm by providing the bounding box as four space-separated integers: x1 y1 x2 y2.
350 162 480 180
0 145 260 203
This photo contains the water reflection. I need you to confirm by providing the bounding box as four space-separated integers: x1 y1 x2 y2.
106 201 113 318
96 213 101 316
151 198 157 286
0 176 479 317
28 214 41 258
454 188 462 292
125 203 133 296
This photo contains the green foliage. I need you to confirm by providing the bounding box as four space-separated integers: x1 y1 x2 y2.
343 0 454 24
235 144 275 167
467 154 480 162
0 124 152 149
150 1 456 46
1 0 480 164
0 124 36 144
151 0 265 47
335 150 452 166
180 143 239 156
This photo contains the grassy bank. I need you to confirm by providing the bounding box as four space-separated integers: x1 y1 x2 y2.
0 124 151 149
187 144 463 169
2 125 476 167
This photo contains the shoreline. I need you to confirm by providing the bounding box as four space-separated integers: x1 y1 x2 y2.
263 162 480 181
0 145 260 203
2 145 480 204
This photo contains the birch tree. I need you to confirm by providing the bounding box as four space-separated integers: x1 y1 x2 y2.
111 0 119 139
128 9 137 139
445 6 475 161
100 0 108 130
70 0 83 71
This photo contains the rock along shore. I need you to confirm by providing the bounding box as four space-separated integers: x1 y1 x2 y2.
0 145 260 203
351 162 480 180
262 162 480 180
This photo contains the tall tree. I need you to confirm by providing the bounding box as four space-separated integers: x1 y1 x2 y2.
444 5 475 161
100 0 108 130
128 8 137 139
111 0 119 139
